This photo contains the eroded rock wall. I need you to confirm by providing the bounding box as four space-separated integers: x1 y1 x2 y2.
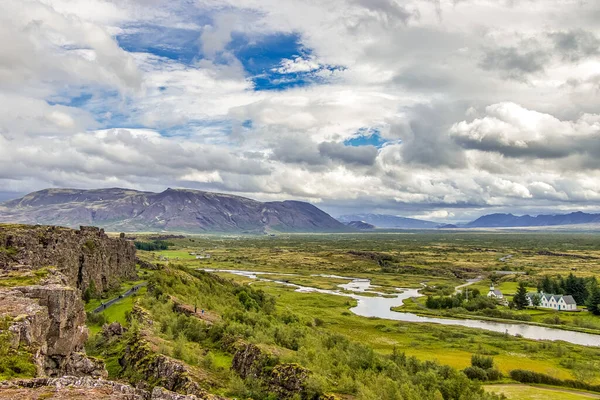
0 225 136 292
2 282 105 378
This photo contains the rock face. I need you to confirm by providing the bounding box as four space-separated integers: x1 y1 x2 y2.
0 188 349 233
231 342 313 399
2 283 105 378
0 377 205 400
0 224 136 379
119 333 222 400
0 225 136 292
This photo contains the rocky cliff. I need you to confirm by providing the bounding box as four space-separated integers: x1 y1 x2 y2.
0 224 136 293
0 224 136 380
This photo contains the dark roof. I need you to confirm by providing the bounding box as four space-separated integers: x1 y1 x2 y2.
562 295 576 305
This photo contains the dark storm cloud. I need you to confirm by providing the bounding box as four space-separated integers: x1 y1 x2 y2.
549 29 600 61
269 136 325 165
452 136 573 159
479 46 549 79
318 141 378 166
352 0 415 25
394 104 467 168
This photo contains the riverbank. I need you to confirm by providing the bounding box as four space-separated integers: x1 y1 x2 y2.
393 297 600 335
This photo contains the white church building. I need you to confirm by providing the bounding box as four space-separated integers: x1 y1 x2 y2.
527 292 577 311
487 285 504 300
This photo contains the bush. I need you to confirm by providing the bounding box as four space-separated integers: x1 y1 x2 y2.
86 311 107 326
463 366 488 381
510 369 600 393
471 354 494 370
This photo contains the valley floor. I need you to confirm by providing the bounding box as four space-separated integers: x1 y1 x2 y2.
84 232 600 398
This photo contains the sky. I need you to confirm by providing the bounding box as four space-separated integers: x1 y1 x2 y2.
1 0 600 222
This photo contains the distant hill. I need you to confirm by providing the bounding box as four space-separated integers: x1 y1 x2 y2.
0 188 350 233
338 213 439 229
344 221 376 230
466 212 600 228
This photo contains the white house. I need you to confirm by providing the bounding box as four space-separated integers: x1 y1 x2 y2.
527 292 577 311
487 285 504 299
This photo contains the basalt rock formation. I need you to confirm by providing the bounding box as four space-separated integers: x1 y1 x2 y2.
0 376 205 399
0 224 136 380
0 224 136 293
231 341 321 399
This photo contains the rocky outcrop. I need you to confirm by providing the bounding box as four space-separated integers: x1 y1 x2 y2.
0 225 127 378
0 225 136 292
119 334 222 400
268 363 312 399
136 257 162 271
231 342 315 399
1 282 106 378
231 342 272 380
102 322 126 339
0 377 206 400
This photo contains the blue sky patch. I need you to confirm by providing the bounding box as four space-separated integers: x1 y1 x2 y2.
228 32 342 91
345 130 388 148
117 24 204 64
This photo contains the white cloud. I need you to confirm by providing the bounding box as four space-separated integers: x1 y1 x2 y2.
3 0 600 220
273 56 322 74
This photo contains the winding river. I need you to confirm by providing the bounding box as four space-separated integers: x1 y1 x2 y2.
204 269 600 347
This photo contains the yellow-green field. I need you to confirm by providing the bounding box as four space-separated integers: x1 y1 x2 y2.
484 384 600 399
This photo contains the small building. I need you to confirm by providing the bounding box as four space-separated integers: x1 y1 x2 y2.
487 285 504 299
527 292 577 311
195 254 211 260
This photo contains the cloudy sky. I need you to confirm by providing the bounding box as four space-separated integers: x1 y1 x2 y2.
1 0 600 222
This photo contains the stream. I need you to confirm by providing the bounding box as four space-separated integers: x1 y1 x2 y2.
203 269 600 347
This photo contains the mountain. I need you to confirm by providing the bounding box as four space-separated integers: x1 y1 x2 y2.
466 212 600 228
344 220 376 230
0 188 350 233
337 213 440 229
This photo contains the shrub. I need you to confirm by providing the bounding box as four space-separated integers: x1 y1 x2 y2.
471 354 494 370
463 366 488 381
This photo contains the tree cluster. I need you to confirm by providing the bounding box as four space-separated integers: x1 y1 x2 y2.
134 240 172 251
426 289 498 311
538 273 593 304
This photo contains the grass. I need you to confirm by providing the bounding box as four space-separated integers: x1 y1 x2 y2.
84 279 147 313
0 268 51 287
255 281 600 382
484 384 600 399
87 287 147 335
103 232 600 395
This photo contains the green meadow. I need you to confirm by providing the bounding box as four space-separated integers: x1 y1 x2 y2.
87 232 600 398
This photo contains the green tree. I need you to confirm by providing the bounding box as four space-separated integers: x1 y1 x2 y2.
587 286 600 315
83 279 97 303
513 282 529 310
531 293 541 308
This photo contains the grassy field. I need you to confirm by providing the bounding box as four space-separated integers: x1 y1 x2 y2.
257 281 600 381
484 384 600 399
91 232 600 397
87 287 147 334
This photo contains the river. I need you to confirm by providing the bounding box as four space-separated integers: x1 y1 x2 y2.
203 269 600 347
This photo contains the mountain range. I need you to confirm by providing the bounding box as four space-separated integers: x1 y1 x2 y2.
465 212 600 228
0 188 349 233
338 213 440 229
2 188 600 232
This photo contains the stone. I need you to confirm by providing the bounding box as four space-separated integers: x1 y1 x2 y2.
102 322 126 339
0 225 136 293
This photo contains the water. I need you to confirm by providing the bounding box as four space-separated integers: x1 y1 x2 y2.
204 269 600 347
